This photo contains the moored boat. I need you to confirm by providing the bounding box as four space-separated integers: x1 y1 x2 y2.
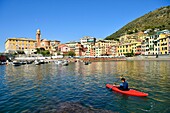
34 60 41 65
62 60 69 66
55 60 63 65
12 60 21 66
84 62 89 65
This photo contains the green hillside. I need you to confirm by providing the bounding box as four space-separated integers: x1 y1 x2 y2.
105 6 170 40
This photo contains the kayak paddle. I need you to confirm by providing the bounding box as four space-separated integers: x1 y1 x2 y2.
109 74 123 90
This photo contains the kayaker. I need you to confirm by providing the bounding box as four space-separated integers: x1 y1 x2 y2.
114 78 129 91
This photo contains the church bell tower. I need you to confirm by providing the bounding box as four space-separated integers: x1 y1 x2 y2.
36 29 41 48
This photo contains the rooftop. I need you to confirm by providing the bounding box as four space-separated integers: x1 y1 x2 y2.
5 37 36 43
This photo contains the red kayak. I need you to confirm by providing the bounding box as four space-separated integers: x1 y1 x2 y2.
106 84 148 97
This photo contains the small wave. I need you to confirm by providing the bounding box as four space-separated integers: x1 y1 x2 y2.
140 102 155 112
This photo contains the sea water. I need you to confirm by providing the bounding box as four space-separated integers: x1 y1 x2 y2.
0 61 170 113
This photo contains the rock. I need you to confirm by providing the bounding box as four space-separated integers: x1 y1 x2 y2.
54 102 114 113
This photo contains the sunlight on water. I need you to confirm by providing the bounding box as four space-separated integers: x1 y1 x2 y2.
0 61 170 113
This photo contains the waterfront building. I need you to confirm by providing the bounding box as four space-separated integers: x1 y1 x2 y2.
5 29 60 55
75 42 86 56
130 39 137 54
117 37 143 56
79 36 96 56
58 44 70 55
107 45 117 56
141 38 147 55
5 37 36 54
144 36 150 55
65 41 79 52
90 46 96 56
148 35 155 55
85 44 95 56
151 34 159 55
50 40 61 55
35 29 60 55
95 46 103 56
159 33 169 55
80 36 96 46
135 42 142 55
104 40 117 56
95 40 106 56
140 36 151 55
93 40 116 56
117 43 129 56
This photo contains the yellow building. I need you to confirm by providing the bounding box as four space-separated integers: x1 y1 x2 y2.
159 34 169 55
117 38 142 56
94 40 117 56
5 38 36 54
5 29 61 55
95 41 105 56
117 43 131 56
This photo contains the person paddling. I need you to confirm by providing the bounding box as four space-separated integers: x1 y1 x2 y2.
113 78 129 91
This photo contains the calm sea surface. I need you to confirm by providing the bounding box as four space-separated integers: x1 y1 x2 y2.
0 61 170 113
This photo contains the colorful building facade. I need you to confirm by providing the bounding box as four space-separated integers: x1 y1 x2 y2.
5 38 36 54
5 29 60 55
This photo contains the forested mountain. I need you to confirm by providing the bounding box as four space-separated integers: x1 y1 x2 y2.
105 6 170 40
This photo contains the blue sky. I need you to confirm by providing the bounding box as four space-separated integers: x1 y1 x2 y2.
0 0 169 52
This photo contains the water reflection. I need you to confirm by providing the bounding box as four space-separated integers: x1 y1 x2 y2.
0 61 170 113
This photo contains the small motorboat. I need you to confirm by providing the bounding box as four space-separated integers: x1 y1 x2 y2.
62 60 69 66
34 60 41 65
12 60 21 66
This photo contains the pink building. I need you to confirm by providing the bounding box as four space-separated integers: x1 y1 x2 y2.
58 44 70 54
